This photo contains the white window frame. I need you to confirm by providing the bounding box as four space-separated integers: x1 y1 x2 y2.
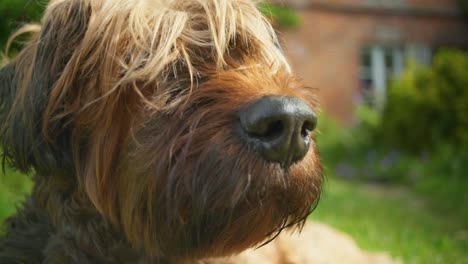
360 44 431 109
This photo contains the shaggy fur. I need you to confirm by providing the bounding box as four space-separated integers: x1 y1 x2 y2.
0 0 322 263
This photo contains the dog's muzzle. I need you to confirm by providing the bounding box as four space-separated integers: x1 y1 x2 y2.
237 96 317 169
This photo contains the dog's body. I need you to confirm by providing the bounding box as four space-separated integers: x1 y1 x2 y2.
0 0 322 262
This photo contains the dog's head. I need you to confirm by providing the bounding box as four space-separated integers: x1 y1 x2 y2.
0 0 322 260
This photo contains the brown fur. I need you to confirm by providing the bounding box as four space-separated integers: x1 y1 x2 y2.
0 0 322 262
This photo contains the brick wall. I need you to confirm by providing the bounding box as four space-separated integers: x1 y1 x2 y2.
275 0 468 124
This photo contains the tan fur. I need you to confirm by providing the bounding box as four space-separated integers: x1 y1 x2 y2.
205 222 401 264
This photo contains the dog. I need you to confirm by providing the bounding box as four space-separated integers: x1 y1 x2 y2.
0 0 322 262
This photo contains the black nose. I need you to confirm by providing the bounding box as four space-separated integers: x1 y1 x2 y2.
238 96 317 168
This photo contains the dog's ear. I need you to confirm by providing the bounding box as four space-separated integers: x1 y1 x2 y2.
0 63 22 170
0 0 92 177
0 64 16 120
0 61 56 175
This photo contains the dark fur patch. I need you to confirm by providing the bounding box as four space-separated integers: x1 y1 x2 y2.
0 0 91 177
0 199 51 264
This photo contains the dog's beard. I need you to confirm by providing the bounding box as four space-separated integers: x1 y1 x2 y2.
119 127 322 259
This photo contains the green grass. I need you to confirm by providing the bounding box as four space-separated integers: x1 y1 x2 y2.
310 176 468 264
0 167 32 233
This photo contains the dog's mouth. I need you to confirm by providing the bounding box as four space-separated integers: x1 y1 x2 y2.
166 153 322 257
175 181 317 259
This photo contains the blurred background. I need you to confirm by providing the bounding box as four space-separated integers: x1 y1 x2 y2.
1 0 467 263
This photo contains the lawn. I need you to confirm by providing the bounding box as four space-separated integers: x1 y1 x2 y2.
311 176 468 264
0 167 32 234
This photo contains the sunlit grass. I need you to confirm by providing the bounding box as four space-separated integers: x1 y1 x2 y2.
310 176 468 264
0 167 32 234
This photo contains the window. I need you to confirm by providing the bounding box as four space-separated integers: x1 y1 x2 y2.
360 44 431 109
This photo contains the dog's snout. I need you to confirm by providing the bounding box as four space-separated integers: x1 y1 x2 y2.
238 96 317 167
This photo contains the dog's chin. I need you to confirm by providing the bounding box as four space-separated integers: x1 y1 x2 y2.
123 142 322 259
158 161 321 260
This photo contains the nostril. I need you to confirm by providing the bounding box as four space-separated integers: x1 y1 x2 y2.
301 118 317 138
250 120 284 141
301 121 312 138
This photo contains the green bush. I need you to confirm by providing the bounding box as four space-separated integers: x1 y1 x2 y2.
459 0 468 19
0 168 32 233
0 0 45 49
316 48 468 217
316 51 468 216
317 109 408 183
316 111 468 223
258 2 302 28
380 49 468 154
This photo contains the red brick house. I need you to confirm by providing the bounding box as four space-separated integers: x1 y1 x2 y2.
274 0 468 124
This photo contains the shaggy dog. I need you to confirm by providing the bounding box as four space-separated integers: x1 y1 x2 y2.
0 0 322 262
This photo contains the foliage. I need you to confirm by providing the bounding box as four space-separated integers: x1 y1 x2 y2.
258 2 302 29
0 167 32 235
317 50 468 214
315 108 468 263
380 49 468 154
317 106 468 218
459 0 468 19
317 110 407 183
0 0 46 49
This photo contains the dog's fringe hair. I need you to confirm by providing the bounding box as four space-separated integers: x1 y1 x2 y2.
7 0 290 115
3 0 293 216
